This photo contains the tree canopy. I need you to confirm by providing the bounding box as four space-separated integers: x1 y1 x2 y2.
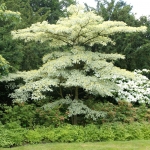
11 4 146 47
0 4 147 124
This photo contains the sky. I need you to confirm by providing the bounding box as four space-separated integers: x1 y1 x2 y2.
77 0 150 18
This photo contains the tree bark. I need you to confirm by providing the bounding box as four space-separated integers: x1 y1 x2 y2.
75 86 79 100
59 86 64 98
71 86 79 125
72 115 77 125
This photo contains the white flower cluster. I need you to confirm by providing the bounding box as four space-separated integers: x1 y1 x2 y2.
43 98 106 120
11 5 147 48
0 47 134 102
112 69 150 103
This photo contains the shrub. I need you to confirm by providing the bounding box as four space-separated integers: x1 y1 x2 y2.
84 100 150 125
112 70 150 103
35 106 67 127
98 124 115 141
0 104 36 127
44 130 58 142
84 124 100 142
1 99 150 128
1 122 150 147
140 122 150 139
126 123 144 140
0 102 67 128
0 123 26 147
111 123 130 141
25 129 43 144
54 124 84 142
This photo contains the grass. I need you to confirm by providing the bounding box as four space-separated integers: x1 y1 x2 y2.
0 140 150 150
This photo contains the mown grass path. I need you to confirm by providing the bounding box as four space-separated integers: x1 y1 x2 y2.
0 140 150 150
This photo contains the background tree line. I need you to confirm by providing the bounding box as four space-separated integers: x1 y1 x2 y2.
84 0 150 71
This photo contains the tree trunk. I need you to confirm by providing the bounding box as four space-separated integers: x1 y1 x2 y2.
75 86 79 100
72 115 77 125
71 86 79 125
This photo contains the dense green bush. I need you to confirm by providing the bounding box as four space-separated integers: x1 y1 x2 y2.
85 100 150 124
1 122 150 148
0 102 67 128
0 122 26 147
1 100 150 127
0 104 35 127
25 130 43 144
111 123 129 141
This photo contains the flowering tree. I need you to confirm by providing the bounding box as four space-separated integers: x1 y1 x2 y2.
1 5 147 124
113 69 150 104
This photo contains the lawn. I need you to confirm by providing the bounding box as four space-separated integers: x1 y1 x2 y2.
0 140 150 150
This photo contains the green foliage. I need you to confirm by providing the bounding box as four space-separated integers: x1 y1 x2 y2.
0 55 10 77
126 123 144 140
25 130 43 144
56 125 80 142
90 0 150 71
0 103 36 127
1 100 150 128
1 122 150 147
111 123 129 141
0 0 48 71
131 43 150 70
85 100 150 124
29 0 76 24
99 124 115 141
0 3 21 22
136 104 150 122
94 0 136 25
0 102 67 128
0 3 21 75
35 106 67 127
141 123 150 140
113 101 136 123
44 129 59 142
0 122 26 147
83 124 100 141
